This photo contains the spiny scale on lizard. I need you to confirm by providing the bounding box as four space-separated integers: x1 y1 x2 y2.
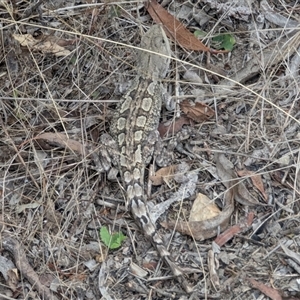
110 25 193 293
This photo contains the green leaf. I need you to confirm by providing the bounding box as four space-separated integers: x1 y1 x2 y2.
100 226 111 247
194 30 207 39
109 232 126 249
212 34 235 51
100 226 126 250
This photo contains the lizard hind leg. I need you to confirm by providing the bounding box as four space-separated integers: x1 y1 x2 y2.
141 129 160 165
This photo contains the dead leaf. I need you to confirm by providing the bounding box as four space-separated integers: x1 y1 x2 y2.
180 100 215 123
247 278 282 300
208 250 220 289
34 132 85 155
146 0 227 53
130 262 148 278
2 235 54 300
149 165 177 186
161 185 234 241
69 273 87 281
13 34 71 57
214 212 254 246
189 193 220 222
158 116 190 137
142 261 157 271
16 202 42 214
237 169 268 202
161 168 235 241
7 268 19 292
280 243 300 265
217 154 262 207
161 154 260 241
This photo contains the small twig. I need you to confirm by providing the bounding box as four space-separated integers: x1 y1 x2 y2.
2 234 58 300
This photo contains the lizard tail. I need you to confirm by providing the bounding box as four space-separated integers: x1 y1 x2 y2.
129 196 194 293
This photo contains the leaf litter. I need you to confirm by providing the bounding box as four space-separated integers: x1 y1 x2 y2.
0 0 300 299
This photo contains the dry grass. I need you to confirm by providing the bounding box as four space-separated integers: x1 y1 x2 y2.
0 1 300 299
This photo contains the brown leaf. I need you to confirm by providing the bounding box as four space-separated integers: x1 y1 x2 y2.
142 261 157 272
247 278 282 300
216 154 262 207
146 0 227 53
161 185 234 241
161 154 237 241
149 165 177 186
237 169 268 202
13 34 71 57
180 99 215 123
189 193 220 222
34 132 85 155
161 161 236 241
161 154 260 241
214 212 254 246
158 116 190 137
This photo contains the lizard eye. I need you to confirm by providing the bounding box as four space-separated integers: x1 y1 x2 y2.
154 36 165 48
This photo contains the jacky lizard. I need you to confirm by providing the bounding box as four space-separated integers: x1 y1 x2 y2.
110 25 193 293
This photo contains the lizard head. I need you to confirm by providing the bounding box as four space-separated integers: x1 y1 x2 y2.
138 25 171 80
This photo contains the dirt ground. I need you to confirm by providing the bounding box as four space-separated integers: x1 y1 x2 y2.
0 0 300 299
